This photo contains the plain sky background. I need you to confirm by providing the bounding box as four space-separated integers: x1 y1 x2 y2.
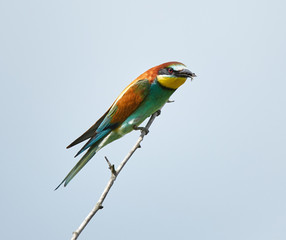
1 0 285 239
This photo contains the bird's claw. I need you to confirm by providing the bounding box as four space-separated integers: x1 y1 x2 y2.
133 125 149 135
155 110 161 116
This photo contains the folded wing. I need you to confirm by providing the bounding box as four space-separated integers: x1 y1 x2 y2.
67 79 151 157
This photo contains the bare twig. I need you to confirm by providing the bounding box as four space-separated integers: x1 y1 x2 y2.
71 110 161 240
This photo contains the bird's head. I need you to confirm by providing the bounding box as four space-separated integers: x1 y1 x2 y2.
156 62 196 90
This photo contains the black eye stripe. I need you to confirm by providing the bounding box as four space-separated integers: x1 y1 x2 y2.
158 67 175 75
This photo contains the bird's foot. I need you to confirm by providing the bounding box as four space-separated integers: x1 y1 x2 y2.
133 125 149 135
155 109 161 116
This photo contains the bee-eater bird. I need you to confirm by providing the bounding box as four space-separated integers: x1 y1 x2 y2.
55 61 196 189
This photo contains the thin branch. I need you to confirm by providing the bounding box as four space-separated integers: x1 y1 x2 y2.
71 110 161 240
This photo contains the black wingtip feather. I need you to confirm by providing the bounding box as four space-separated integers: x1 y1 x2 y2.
66 109 110 149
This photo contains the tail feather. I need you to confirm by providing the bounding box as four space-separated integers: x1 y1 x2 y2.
73 129 111 158
55 145 98 190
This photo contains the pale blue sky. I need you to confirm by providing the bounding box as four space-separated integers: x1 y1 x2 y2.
1 0 285 239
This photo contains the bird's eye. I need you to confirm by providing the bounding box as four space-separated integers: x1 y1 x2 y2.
168 68 174 74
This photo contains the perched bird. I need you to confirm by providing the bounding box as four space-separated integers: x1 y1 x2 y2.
55 61 196 189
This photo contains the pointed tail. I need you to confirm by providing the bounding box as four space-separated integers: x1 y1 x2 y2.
55 145 98 190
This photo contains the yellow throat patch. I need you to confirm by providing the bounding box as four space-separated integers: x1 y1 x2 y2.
157 75 187 90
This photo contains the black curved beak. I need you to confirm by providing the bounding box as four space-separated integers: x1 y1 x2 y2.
176 69 197 79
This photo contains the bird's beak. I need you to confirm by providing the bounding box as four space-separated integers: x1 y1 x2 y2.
177 68 197 80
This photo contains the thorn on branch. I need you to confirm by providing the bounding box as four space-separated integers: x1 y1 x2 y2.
104 156 117 176
95 202 104 209
104 156 112 168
